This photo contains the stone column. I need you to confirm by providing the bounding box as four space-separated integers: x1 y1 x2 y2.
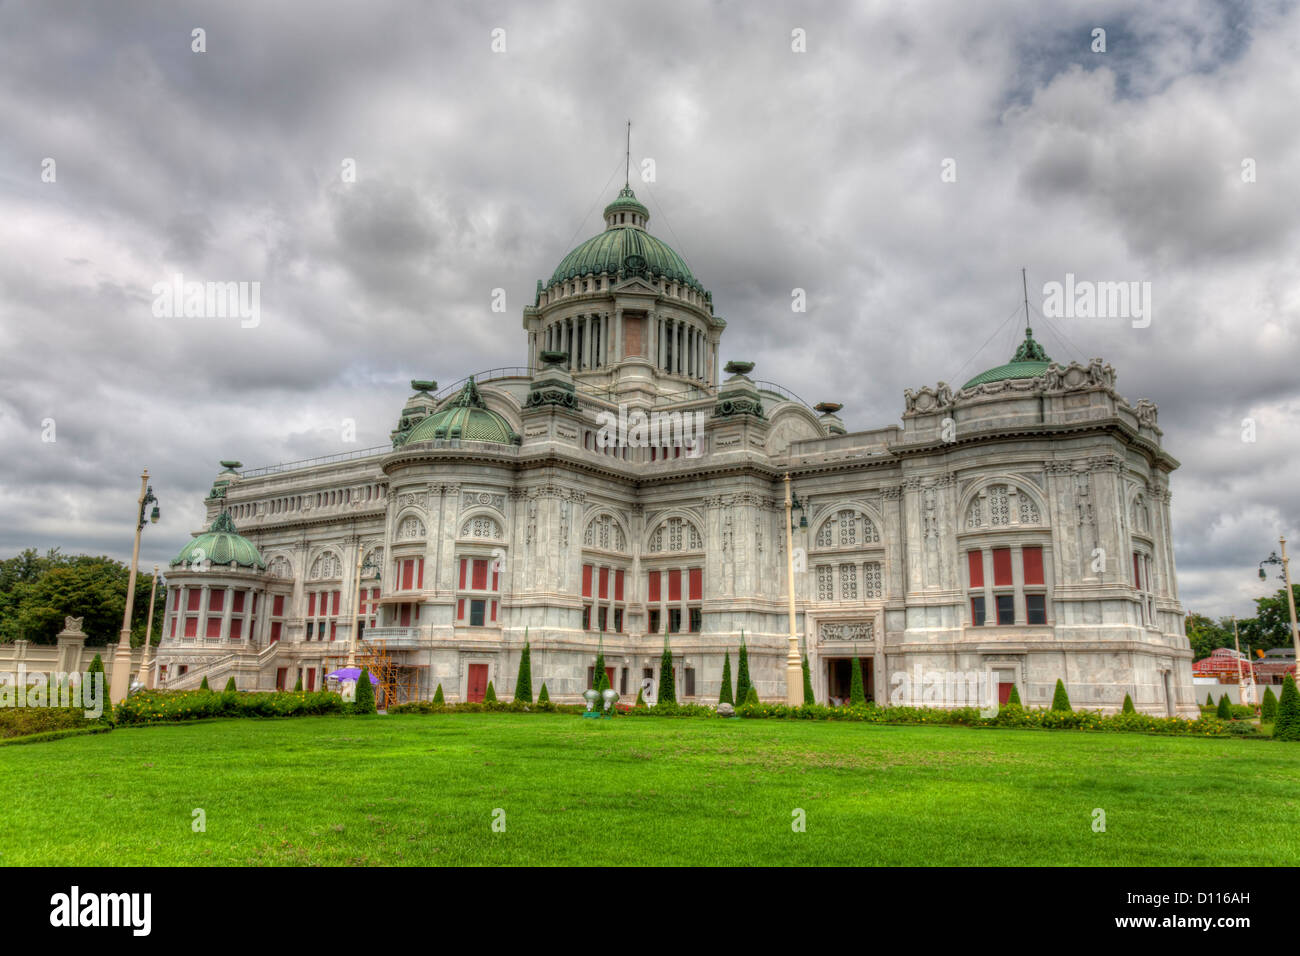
614 309 623 361
220 587 233 642
199 584 211 641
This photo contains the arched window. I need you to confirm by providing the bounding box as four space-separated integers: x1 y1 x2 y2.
461 515 503 540
965 481 1043 529
648 516 702 553
813 509 880 549
308 552 342 580
396 516 426 540
583 513 628 552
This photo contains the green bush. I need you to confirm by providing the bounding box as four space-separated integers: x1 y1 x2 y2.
114 689 344 725
718 651 733 705
1051 679 1072 712
849 657 866 706
433 684 445 704
1215 694 1232 720
1274 674 1299 741
1121 693 1135 714
1206 692 1214 707
87 654 109 703
744 686 760 707
353 667 377 714
293 675 303 692
0 706 104 739
802 654 815 706
484 681 497 704
735 634 752 704
634 687 646 708
659 633 676 705
224 677 237 694
537 683 549 703
514 642 533 703
1261 686 1277 722
1008 684 1022 706
200 675 210 691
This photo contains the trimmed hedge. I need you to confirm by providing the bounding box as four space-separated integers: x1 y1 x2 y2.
114 689 345 725
390 699 582 715
0 705 108 739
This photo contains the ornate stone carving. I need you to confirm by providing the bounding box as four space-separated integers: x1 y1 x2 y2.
62 616 84 634
1134 399 1158 428
817 620 874 644
903 382 955 414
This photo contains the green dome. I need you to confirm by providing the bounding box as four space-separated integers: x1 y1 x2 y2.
549 187 703 293
402 377 520 445
963 328 1053 389
171 511 265 569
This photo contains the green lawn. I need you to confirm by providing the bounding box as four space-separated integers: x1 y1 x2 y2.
2 714 1297 866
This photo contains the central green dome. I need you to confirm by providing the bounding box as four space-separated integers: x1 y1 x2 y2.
963 328 1053 389
402 377 520 446
171 511 265 570
548 186 704 293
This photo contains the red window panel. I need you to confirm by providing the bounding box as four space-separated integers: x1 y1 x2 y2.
357 593 367 616
414 604 420 622
417 558 424 589
472 559 488 590
273 595 285 617
968 550 984 588
458 558 467 589
668 569 682 602
492 565 499 591
233 591 246 613
615 569 624 601
169 616 176 638
1023 547 1044 586
402 560 414 591
330 622 337 642
230 619 242 641
490 600 497 622
308 592 316 616
332 591 340 615
270 622 281 643
689 567 702 601
401 604 412 627
1133 553 1142 589
205 617 221 639
251 593 258 614
209 589 225 612
184 617 197 638
992 548 1012 586
456 599 464 620
648 571 660 602
582 563 593 597
599 567 609 599
306 668 316 692
186 589 201 612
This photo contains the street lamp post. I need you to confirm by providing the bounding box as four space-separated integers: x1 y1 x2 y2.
783 473 806 706
1259 536 1300 669
110 470 160 704
140 565 160 689
347 544 380 667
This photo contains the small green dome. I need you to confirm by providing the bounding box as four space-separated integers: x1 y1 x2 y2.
171 511 266 569
402 377 520 445
548 187 703 293
963 328 1053 389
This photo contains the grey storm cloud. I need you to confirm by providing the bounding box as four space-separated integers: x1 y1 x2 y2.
0 0 1296 619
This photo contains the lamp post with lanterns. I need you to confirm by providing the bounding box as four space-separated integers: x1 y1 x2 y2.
110 470 160 705
1259 536 1299 669
346 545 381 667
782 473 807 706
139 564 161 689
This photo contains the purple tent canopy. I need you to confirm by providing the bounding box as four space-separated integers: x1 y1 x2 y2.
326 667 379 685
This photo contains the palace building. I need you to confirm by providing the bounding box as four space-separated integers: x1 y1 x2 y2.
153 182 1198 715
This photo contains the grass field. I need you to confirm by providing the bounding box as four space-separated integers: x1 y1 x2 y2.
1 713 1297 866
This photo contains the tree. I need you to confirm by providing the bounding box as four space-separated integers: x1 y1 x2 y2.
224 677 237 694
1236 585 1300 655
86 653 108 703
744 686 759 706
849 656 866 706
1261 686 1278 722
1121 693 1134 714
1007 684 1022 707
200 675 210 691
801 654 815 706
718 651 734 705
735 631 752 704
1205 691 1214 707
1051 679 1072 712
658 630 676 706
1184 612 1235 662
354 667 376 714
293 674 303 692
514 639 533 703
593 637 610 694
1216 694 1232 720
537 683 549 703
1274 675 1299 741
433 683 445 705
484 681 497 704
634 687 646 708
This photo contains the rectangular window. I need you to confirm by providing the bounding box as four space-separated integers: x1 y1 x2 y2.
232 591 246 613
454 599 462 622
472 559 488 591
582 563 593 597
186 589 201 612
273 595 285 617
1023 546 1044 586
992 548 1012 586
306 668 316 692
689 607 702 633
402 560 415 591
1132 552 1142 589
230 619 243 641
206 616 221 639
598 607 608 631
330 621 337 641
459 558 467 589
209 589 224 612
306 621 315 640
582 605 591 630
614 608 623 633
970 596 986 626
967 550 984 587
417 558 424 589
648 609 660 634
270 621 282 643
599 566 609 599
669 608 682 633
332 591 340 615
615 569 625 601
685 668 696 697
308 592 317 616
1026 594 1047 625
469 600 485 627
648 570 660 603
184 616 197 638
995 594 1015 625
689 567 702 601
668 569 682 602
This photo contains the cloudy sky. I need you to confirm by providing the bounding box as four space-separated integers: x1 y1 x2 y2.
1 0 1296 618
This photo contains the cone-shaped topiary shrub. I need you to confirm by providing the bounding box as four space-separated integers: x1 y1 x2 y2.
735 631 752 704
484 681 497 703
537 683 549 703
1206 691 1214 707
1274 674 1300 741
1261 686 1278 722
658 629 676 705
433 683 445 704
850 657 866 706
200 675 210 691
744 686 759 706
1216 694 1232 720
293 674 303 692
87 654 109 702
1007 684 1022 707
1051 679 1072 712
514 640 533 703
718 651 734 705
224 677 237 694
634 687 646 708
802 654 815 706
1121 693 1135 714
354 667 377 714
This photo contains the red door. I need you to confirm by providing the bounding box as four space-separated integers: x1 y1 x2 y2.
467 664 489 703
400 604 411 627
998 682 1014 705
605 667 616 689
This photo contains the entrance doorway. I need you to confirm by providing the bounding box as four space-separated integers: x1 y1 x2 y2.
826 657 874 705
467 663 489 702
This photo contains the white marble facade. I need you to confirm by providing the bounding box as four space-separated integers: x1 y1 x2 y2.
155 197 1196 717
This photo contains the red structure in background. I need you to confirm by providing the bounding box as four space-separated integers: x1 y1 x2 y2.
1192 648 1254 684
